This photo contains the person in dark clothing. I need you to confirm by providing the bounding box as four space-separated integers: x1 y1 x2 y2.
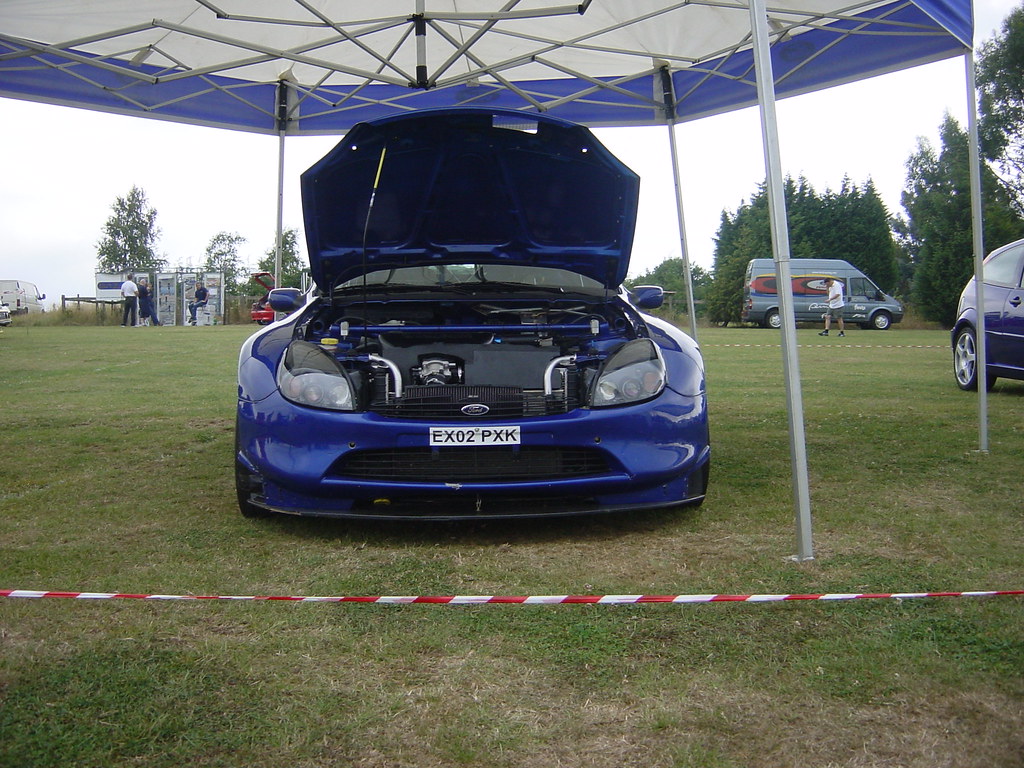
137 277 161 326
188 279 209 325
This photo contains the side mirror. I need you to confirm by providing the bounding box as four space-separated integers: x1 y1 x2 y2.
268 288 304 313
631 285 664 310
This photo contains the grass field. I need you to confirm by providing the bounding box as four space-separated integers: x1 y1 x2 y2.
1 323 1021 767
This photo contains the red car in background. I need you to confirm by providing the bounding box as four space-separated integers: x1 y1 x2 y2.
251 272 276 325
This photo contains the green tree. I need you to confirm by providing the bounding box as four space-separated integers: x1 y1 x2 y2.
95 186 164 273
783 175 823 260
627 259 711 317
977 2 1024 215
203 232 247 292
627 259 710 299
257 228 307 289
839 180 898 291
705 189 771 325
895 114 1024 326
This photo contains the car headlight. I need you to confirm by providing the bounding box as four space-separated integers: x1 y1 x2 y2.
589 338 666 407
278 341 355 411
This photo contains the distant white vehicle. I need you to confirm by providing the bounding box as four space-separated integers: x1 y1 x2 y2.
0 300 11 326
0 280 46 314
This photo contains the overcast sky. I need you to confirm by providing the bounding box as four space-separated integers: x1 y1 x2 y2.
0 0 1011 304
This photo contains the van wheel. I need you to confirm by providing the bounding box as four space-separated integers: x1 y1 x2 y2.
764 310 781 329
870 311 892 330
953 327 996 391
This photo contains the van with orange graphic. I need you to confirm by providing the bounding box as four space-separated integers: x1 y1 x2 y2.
741 258 902 330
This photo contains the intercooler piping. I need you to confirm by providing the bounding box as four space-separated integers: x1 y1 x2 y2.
368 354 404 398
544 355 576 396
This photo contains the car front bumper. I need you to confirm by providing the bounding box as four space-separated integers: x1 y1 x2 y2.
236 390 709 520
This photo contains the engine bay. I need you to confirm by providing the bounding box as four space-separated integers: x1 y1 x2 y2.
285 290 656 417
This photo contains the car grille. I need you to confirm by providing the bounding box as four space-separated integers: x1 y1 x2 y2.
369 384 579 419
330 446 608 482
346 495 600 518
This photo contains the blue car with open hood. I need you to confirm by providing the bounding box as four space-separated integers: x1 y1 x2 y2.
235 108 709 520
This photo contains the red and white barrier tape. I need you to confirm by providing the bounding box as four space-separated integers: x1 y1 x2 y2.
2 589 1022 605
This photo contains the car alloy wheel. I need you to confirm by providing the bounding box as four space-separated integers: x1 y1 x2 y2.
954 327 978 390
953 327 995 391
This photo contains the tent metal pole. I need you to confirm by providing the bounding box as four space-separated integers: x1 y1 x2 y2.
964 51 988 452
414 0 428 88
274 78 289 290
748 0 814 561
274 129 285 290
660 67 699 340
666 123 699 340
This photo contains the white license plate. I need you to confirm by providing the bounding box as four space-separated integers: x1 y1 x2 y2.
429 426 521 446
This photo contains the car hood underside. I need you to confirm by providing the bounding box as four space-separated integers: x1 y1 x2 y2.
300 108 640 290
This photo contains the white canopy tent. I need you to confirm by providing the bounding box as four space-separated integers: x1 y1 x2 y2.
0 1 985 559
0 2 974 131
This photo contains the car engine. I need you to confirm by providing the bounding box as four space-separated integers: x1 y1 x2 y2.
283 292 659 419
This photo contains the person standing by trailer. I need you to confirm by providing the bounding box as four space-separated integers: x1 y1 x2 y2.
120 273 139 327
819 277 845 337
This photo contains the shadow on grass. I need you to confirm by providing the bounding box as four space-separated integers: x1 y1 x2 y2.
249 500 704 549
989 380 1024 396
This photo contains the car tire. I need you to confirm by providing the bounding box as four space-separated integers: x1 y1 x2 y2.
870 311 892 330
237 497 268 519
764 309 782 329
235 455 272 518
953 327 996 391
683 462 710 509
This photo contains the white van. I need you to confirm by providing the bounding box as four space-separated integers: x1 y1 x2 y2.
0 280 46 314
741 259 903 330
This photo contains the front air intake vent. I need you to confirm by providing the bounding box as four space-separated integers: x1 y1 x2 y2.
330 446 608 482
369 384 578 419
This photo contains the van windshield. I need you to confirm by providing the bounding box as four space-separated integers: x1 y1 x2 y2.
849 276 881 299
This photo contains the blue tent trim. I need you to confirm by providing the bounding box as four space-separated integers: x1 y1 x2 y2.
0 0 972 134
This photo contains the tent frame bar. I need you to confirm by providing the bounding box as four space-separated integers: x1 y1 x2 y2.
660 65 699 341
749 0 814 561
964 51 988 452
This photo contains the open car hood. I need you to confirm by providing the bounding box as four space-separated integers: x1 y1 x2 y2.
251 271 275 293
301 108 640 290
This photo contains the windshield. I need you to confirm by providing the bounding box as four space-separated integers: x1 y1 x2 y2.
336 264 606 292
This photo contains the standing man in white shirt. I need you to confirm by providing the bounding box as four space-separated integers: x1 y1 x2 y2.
120 273 139 327
819 276 845 337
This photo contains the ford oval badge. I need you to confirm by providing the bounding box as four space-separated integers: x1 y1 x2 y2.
461 403 490 416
